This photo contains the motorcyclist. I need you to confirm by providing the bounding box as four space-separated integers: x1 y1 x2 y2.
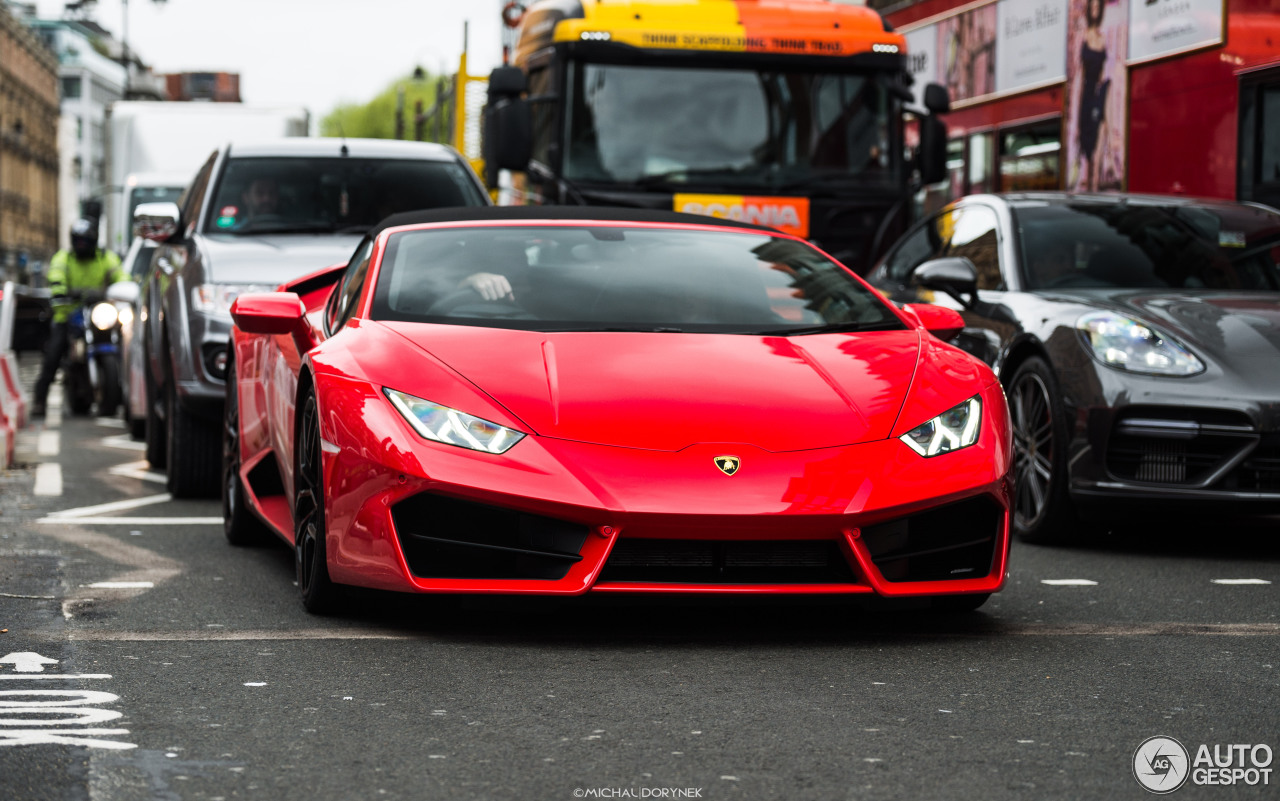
31 218 127 417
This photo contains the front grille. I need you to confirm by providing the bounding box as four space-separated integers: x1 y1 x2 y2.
860 496 1001 583
1104 408 1258 489
598 540 855 584
391 494 590 580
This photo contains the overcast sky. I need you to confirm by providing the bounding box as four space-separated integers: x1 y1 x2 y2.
35 0 509 126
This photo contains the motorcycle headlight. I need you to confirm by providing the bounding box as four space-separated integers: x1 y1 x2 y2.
384 388 526 454
192 283 277 316
900 396 982 457
90 302 119 330
1076 311 1204 376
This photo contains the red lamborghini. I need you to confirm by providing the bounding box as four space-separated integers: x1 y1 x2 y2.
224 207 1013 613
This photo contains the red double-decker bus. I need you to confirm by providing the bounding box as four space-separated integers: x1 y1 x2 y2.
883 0 1280 210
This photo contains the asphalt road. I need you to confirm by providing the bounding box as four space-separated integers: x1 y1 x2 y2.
2 353 1278 801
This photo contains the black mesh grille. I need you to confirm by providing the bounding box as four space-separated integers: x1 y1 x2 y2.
1104 408 1260 488
391 493 590 580
860 496 1001 583
599 540 855 584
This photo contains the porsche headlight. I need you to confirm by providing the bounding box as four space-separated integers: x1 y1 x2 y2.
1076 311 1204 376
900 396 982 457
192 283 277 316
90 302 119 330
384 388 525 454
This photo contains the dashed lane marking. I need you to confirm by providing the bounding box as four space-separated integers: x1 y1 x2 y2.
1212 579 1272 585
36 431 58 456
38 516 222 526
33 464 62 496
1041 579 1099 586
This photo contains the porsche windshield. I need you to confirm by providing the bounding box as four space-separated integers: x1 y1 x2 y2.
371 225 904 334
562 62 899 189
1016 202 1280 291
205 157 487 235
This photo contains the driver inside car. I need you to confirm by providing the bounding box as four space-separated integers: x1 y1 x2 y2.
231 177 281 230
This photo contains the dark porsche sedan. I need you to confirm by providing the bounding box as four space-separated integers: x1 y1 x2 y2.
868 192 1280 542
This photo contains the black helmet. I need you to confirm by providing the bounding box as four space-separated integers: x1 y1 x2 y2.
70 218 98 258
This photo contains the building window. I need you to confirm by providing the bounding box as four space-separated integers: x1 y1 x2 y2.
1000 121 1061 191
61 76 82 99
1239 69 1280 210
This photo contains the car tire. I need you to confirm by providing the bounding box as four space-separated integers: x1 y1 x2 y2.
165 376 220 499
222 352 270 546
294 387 338 614
66 362 94 416
1008 357 1077 544
144 359 166 468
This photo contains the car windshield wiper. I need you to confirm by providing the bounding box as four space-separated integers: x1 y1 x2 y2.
754 321 900 336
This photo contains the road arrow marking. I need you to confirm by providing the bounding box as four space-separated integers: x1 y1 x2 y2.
0 653 59 673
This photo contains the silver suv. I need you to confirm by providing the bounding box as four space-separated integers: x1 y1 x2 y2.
134 138 490 497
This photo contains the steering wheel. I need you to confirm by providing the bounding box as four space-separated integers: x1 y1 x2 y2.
426 288 536 320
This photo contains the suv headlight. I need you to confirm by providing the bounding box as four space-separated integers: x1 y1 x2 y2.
384 388 526 454
900 396 982 457
1076 311 1204 376
192 283 278 316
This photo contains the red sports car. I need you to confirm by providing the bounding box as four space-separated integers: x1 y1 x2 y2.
224 208 1013 613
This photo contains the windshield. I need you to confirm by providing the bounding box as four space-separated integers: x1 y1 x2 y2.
205 157 487 235
371 225 904 334
1016 202 1280 291
563 62 898 189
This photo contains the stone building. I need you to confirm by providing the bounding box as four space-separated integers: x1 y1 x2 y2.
0 1 59 283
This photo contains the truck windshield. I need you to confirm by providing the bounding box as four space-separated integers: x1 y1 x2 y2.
563 62 898 189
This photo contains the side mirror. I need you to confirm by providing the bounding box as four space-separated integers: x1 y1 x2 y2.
230 292 306 336
106 281 139 305
487 66 527 100
903 303 964 341
918 115 948 185
923 83 951 114
483 98 532 188
133 202 181 243
912 257 978 305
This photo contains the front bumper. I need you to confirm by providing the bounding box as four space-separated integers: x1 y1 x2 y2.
314 378 1013 598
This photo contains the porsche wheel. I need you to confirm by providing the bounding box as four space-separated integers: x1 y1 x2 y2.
294 387 338 614
1009 357 1076 543
222 353 269 546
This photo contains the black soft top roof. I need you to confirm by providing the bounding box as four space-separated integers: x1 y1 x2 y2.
371 205 781 239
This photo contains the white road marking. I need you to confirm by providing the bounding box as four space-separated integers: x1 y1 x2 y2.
0 675 111 681
95 418 126 429
0 653 58 673
36 431 59 456
85 582 155 590
1041 579 1099 586
108 461 167 484
100 434 144 451
33 464 62 496
38 516 222 526
1212 579 1271 585
44 493 174 519
243 683 266 687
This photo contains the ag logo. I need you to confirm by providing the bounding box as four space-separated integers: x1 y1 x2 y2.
713 455 741 476
1134 736 1190 794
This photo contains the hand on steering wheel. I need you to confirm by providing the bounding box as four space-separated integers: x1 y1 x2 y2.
460 272 514 302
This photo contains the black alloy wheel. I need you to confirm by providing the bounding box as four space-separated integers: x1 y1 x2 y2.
1008 357 1075 543
222 352 269 545
294 388 338 613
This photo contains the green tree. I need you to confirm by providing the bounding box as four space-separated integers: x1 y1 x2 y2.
320 69 448 142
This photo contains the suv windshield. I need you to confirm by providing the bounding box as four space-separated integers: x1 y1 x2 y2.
372 225 904 334
205 157 487 235
1016 202 1280 291
563 62 898 189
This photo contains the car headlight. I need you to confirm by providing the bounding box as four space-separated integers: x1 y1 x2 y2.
900 396 982 457
1076 311 1204 376
192 283 278 316
384 388 526 454
90 302 119 330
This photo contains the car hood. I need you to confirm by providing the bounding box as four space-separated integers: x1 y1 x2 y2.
199 233 361 285
1057 290 1280 381
379 323 923 452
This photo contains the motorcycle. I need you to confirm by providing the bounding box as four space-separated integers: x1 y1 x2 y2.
56 283 134 417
